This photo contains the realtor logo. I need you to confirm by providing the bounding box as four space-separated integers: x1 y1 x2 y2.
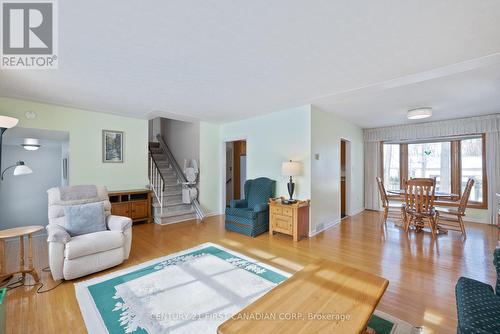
1 0 57 69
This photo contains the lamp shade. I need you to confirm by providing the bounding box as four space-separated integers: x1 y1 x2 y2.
281 160 301 176
0 116 19 128
1 161 33 180
13 163 33 176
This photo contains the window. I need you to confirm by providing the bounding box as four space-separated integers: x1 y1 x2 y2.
408 142 451 193
383 144 400 191
382 135 486 208
461 138 484 202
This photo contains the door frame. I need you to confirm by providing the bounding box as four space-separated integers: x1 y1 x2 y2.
225 142 234 206
341 138 351 218
220 136 248 214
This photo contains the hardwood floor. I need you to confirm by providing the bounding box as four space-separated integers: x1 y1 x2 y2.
3 211 498 334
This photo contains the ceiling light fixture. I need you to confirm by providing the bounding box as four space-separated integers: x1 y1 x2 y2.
407 107 433 120
21 138 41 151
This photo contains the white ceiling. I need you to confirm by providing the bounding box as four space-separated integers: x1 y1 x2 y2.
1 1 500 127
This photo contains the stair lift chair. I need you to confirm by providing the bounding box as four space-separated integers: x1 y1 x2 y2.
182 159 199 204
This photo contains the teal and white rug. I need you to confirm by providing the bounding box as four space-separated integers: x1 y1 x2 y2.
75 243 414 334
75 243 290 333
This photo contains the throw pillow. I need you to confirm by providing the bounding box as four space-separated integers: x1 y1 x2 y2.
64 201 106 237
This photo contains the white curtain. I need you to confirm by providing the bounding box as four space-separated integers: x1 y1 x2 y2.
487 132 500 226
364 141 381 211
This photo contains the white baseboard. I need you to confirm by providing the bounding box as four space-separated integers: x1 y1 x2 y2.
203 212 222 218
309 219 341 237
348 207 365 217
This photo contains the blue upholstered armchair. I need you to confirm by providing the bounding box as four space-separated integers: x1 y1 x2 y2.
225 177 276 237
455 248 500 334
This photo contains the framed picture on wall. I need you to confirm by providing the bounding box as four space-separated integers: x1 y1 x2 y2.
102 130 124 163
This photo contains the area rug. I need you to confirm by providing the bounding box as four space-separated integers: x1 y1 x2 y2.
75 243 290 333
369 311 415 334
75 243 414 334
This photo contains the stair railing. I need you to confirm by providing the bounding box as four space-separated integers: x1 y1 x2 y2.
156 134 205 220
148 147 164 215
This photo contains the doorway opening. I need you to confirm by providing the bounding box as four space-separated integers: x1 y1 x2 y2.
340 139 350 219
0 127 69 229
225 140 247 207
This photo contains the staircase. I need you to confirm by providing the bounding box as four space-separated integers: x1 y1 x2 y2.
148 141 198 224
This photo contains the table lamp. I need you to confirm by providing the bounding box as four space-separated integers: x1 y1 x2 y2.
281 160 301 204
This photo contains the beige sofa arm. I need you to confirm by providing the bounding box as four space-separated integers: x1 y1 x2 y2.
46 224 71 244
107 215 132 232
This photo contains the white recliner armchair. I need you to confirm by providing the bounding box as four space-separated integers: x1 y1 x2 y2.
46 185 132 280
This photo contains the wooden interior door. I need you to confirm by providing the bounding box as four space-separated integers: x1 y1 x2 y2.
233 140 247 199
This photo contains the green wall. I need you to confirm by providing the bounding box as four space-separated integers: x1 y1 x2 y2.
198 105 367 236
198 106 313 215
0 97 148 190
199 121 221 214
310 107 365 234
221 105 312 203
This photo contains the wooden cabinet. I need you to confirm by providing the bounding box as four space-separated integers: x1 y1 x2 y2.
112 202 130 217
109 189 152 224
269 198 310 242
131 201 149 220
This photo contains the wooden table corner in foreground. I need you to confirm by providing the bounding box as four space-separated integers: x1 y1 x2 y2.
218 259 389 334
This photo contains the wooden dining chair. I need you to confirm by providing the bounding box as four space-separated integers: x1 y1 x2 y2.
436 178 475 237
403 178 437 237
376 177 405 224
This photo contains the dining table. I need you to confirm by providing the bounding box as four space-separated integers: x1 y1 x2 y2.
387 189 459 199
387 189 459 234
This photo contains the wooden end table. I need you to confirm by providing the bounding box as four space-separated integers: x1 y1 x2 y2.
269 198 310 242
0 226 44 284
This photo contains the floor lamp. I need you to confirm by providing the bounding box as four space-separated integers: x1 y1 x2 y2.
0 116 33 180
0 116 22 177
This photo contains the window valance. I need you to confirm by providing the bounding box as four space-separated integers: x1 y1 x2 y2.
364 114 500 142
